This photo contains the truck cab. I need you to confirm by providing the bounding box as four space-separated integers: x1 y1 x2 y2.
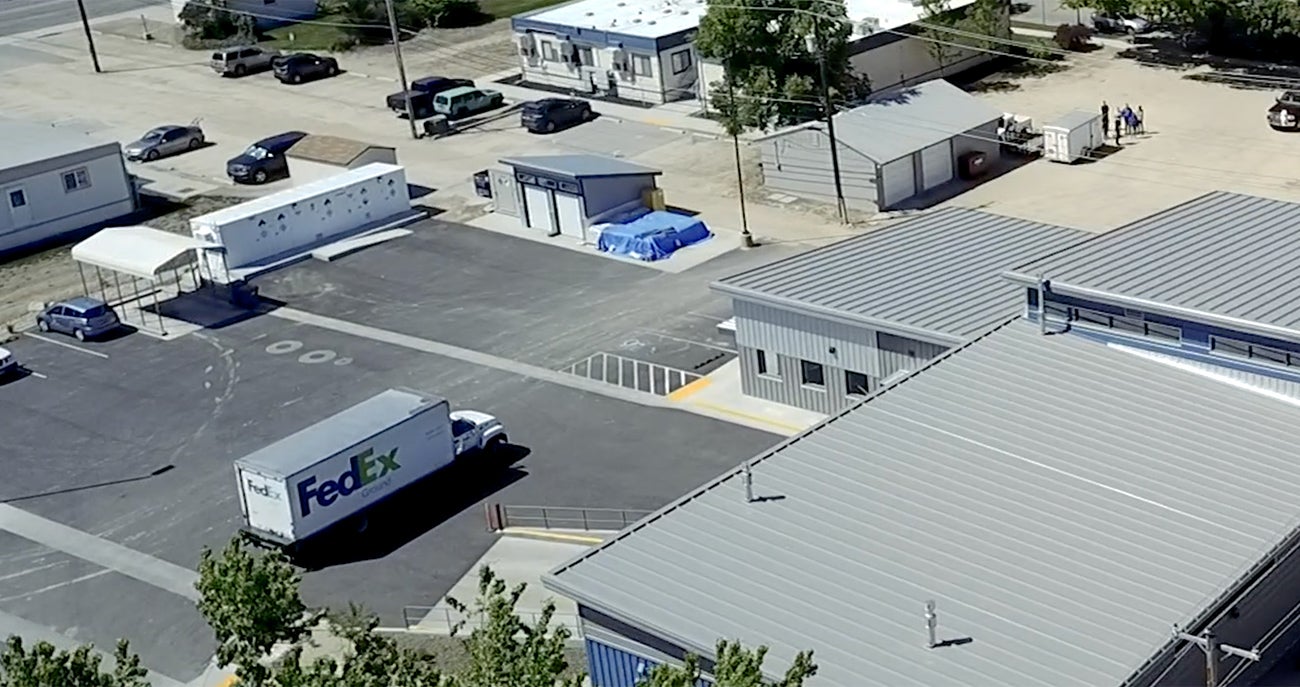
450 410 508 456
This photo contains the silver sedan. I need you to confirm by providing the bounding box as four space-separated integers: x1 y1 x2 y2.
124 124 206 161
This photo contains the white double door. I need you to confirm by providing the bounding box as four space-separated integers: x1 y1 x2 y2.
523 184 585 239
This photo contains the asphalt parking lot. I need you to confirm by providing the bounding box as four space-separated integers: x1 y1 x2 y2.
0 235 782 681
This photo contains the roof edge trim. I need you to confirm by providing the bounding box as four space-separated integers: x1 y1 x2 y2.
709 282 968 346
1003 271 1300 344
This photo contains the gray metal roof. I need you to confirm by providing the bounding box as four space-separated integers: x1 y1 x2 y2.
712 207 1088 343
236 388 445 476
1007 192 1300 339
499 154 661 179
1045 110 1101 131
755 79 1004 164
546 318 1300 687
0 119 118 173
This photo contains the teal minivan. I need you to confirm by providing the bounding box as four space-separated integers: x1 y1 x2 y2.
433 86 505 118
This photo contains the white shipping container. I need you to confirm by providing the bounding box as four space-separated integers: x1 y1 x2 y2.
234 388 455 545
191 163 410 278
1042 111 1104 164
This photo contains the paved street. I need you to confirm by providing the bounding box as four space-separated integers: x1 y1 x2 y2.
0 0 167 37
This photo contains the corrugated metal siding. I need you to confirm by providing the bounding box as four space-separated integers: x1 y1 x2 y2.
877 332 949 380
733 299 880 376
738 346 847 415
586 639 659 687
759 128 879 210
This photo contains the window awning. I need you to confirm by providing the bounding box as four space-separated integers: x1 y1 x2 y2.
71 226 216 280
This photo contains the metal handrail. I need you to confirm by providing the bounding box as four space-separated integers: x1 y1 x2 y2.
498 504 652 531
400 605 583 636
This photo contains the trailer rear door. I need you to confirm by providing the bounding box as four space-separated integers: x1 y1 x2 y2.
238 467 296 542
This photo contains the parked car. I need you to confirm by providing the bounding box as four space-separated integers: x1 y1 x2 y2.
36 297 120 341
273 53 340 84
1090 12 1150 33
210 46 280 77
0 347 15 377
386 76 475 119
226 131 307 184
1268 91 1300 130
433 86 505 118
123 124 205 161
521 98 594 133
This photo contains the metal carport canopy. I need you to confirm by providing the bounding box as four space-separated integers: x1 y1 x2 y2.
71 226 214 280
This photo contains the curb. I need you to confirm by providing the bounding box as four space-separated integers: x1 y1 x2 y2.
499 528 609 545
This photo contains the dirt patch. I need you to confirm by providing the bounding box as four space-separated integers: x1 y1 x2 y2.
0 194 242 331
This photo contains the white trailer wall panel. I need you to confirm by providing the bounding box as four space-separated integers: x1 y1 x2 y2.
190 163 409 278
234 389 455 544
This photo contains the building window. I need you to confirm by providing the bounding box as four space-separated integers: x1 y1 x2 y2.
669 49 692 74
62 167 91 192
1069 306 1182 342
845 370 871 396
800 360 825 387
541 41 558 62
1026 288 1039 308
1211 336 1300 367
632 54 652 76
756 349 769 375
577 46 595 66
8 189 26 208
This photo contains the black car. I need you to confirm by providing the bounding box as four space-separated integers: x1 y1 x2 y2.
385 76 475 119
1269 90 1300 130
521 98 594 133
226 131 307 184
273 53 339 84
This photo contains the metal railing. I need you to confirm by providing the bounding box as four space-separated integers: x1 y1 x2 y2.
400 605 583 637
489 504 653 532
564 351 702 396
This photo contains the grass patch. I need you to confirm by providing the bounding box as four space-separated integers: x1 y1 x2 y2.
480 0 570 18
263 13 352 51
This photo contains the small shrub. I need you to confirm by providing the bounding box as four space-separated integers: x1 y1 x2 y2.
1053 23 1093 51
178 0 257 45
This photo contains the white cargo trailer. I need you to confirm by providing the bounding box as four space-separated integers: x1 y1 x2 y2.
1042 111 1105 164
234 388 507 549
191 162 411 282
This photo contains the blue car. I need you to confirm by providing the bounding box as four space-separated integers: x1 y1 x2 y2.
36 297 120 341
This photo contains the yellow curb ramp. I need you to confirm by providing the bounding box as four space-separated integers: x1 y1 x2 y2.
685 400 806 434
500 528 607 545
666 376 712 401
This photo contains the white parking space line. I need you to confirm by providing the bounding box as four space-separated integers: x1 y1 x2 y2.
23 332 110 359
0 504 199 602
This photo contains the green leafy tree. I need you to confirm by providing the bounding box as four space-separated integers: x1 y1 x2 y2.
1059 0 1133 19
917 0 963 71
641 639 817 687
398 0 482 29
444 566 582 687
696 0 860 130
0 637 150 687
267 606 446 687
196 538 318 686
177 0 256 44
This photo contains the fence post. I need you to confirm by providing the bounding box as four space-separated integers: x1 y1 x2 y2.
582 509 589 531
542 507 550 529
622 510 629 528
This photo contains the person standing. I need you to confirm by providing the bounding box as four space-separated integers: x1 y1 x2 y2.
1115 114 1123 145
1101 101 1110 137
1137 105 1145 133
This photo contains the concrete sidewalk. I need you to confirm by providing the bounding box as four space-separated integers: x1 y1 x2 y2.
668 358 826 437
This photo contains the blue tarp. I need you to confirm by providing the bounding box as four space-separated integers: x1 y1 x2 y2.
596 211 712 262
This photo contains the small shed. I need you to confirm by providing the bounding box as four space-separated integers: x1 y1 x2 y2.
497 154 662 242
286 135 398 186
755 79 1004 211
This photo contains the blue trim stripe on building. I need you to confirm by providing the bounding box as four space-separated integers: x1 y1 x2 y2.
586 639 711 687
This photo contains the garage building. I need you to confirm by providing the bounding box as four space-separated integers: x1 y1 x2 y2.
286 135 397 186
544 190 1300 687
712 207 1086 414
755 79 1003 210
498 154 661 243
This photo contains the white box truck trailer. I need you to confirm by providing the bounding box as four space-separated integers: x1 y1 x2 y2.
1042 111 1105 164
234 388 506 550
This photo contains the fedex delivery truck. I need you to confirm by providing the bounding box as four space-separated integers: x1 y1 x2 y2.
234 388 507 551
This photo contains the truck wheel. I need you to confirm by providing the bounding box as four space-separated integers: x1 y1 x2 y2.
253 169 268 184
488 434 509 450
353 516 369 534
234 64 247 77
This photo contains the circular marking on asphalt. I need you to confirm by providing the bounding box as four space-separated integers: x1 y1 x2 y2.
298 349 337 364
333 357 353 366
266 340 304 355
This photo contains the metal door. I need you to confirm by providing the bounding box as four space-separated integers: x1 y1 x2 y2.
920 140 953 190
523 184 556 234
555 191 584 240
879 158 916 209
490 170 519 217
5 187 32 228
1043 129 1063 162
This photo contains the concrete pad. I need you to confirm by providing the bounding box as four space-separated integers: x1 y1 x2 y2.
466 212 735 274
411 537 592 635
670 359 826 437
311 228 413 262
227 210 427 282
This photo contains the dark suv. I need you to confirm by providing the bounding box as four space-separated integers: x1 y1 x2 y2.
521 98 594 133
273 53 339 84
226 131 307 184
386 76 474 119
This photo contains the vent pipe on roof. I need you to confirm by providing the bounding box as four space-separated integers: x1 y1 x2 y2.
925 600 938 649
743 462 754 503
